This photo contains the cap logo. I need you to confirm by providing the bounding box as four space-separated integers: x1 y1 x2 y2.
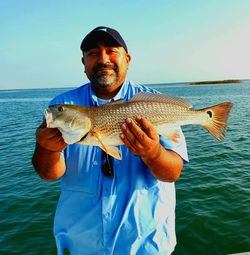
97 28 107 32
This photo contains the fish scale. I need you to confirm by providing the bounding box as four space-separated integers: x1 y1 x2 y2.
91 101 194 135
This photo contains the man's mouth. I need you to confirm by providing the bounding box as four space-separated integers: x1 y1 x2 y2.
94 64 117 74
94 68 115 78
97 67 113 72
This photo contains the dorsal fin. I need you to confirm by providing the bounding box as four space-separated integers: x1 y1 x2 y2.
129 92 192 108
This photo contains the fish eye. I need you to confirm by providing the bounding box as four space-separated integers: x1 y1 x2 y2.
207 110 213 118
57 106 64 112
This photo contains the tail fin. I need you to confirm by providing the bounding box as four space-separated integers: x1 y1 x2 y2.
202 102 233 141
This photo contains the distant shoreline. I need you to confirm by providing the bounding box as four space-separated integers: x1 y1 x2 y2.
1 79 248 91
188 79 242 85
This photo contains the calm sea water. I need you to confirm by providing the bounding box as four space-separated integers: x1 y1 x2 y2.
0 81 249 255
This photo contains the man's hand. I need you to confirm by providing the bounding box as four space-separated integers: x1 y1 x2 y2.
120 116 183 182
120 116 161 161
36 120 67 152
32 120 67 181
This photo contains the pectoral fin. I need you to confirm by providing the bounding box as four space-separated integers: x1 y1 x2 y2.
100 145 122 160
161 129 180 144
155 124 181 144
92 131 122 160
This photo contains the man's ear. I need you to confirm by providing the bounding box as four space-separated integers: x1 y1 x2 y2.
81 57 85 65
126 53 131 64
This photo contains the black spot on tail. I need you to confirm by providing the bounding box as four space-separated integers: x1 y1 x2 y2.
207 110 213 118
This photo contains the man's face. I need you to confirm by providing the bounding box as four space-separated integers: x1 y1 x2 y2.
82 41 131 89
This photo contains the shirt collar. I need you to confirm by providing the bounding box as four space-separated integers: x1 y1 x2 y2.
89 80 129 106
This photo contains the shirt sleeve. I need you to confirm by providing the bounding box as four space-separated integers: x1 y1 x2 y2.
159 127 189 164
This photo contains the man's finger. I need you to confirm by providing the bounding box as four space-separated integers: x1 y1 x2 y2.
37 127 61 140
53 132 66 143
121 121 142 149
135 116 158 140
124 118 151 145
120 133 137 154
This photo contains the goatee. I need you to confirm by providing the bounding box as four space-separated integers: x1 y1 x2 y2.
91 63 118 88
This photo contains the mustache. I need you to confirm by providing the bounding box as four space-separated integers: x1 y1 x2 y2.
93 63 118 73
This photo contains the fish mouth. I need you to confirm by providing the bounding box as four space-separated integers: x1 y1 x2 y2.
44 109 54 127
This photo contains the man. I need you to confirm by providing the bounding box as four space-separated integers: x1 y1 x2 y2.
32 26 188 255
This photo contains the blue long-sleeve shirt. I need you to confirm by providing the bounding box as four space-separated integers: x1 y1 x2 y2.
50 80 189 255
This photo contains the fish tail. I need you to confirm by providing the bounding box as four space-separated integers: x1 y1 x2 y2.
201 102 233 141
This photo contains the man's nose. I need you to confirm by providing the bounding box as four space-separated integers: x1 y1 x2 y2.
98 50 110 64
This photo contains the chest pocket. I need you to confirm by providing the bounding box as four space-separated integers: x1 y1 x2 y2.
61 145 101 195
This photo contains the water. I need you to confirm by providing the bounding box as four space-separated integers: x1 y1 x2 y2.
0 82 249 254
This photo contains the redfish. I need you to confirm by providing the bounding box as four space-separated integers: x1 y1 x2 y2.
45 93 233 159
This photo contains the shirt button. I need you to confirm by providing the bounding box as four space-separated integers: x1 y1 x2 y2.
104 213 110 220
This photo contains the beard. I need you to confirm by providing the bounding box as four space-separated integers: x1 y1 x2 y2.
90 63 119 89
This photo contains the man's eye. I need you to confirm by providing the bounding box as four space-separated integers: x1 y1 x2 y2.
86 51 98 56
109 49 119 54
110 48 117 51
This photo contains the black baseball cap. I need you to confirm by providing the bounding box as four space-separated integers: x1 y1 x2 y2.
80 26 128 52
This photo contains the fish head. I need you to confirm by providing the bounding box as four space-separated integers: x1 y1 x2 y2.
45 104 92 143
45 105 70 127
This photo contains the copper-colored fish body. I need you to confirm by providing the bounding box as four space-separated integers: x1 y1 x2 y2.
45 93 233 159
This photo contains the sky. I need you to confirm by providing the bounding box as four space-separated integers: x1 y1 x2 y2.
1 0 250 89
